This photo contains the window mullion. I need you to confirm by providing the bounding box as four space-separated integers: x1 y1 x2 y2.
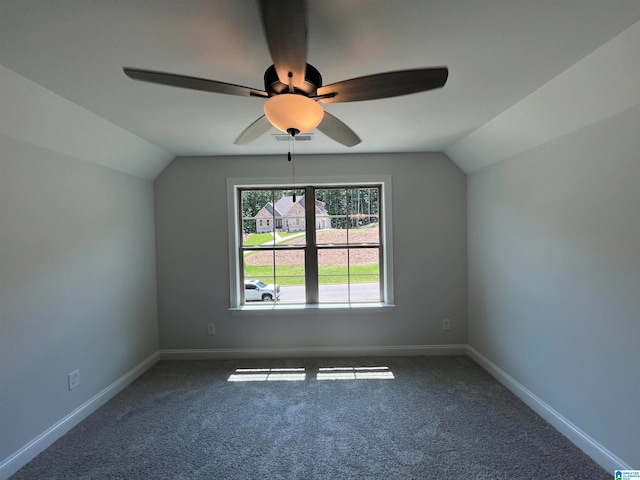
271 190 277 290
378 185 384 302
238 188 246 305
304 186 319 304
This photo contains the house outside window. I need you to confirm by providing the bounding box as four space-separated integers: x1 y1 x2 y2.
229 179 393 309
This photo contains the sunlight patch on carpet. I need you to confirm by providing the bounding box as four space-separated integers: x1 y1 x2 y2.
228 367 306 382
318 366 394 380
227 365 394 381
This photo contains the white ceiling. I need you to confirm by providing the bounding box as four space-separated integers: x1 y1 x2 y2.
2 0 640 178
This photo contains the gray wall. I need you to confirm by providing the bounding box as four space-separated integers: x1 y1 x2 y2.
467 106 640 467
0 135 159 464
155 152 467 352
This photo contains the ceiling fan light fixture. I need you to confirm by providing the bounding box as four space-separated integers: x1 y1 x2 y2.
264 94 324 134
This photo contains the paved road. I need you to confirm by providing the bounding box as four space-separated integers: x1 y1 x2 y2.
279 282 380 303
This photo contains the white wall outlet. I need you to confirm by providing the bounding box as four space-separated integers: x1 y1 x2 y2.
207 323 215 335
68 370 80 390
442 319 451 331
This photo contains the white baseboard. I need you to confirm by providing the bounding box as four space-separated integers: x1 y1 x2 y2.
160 344 468 360
466 345 630 472
0 351 160 480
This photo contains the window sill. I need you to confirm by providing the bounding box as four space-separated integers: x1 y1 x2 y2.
229 303 395 316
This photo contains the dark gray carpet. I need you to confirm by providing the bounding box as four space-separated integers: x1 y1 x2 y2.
12 356 608 479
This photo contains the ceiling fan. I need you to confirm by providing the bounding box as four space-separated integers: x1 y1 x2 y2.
123 0 448 147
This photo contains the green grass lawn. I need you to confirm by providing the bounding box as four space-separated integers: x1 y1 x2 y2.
244 230 378 285
244 263 379 285
243 231 304 246
243 233 275 245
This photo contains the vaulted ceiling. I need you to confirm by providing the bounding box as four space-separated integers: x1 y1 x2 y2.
2 1 640 179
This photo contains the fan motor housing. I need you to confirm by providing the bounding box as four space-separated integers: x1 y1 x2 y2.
264 63 322 97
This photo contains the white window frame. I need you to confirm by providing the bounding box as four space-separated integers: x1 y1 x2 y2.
227 175 394 313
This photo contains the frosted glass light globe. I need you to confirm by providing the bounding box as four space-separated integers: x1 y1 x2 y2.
264 94 324 134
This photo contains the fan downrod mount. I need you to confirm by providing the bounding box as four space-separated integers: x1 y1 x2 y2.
264 63 322 97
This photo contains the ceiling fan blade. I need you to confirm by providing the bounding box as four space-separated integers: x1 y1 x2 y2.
317 67 448 103
317 112 361 147
234 115 273 145
123 67 268 98
258 0 307 88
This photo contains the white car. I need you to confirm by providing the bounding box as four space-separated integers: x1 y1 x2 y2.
244 280 281 302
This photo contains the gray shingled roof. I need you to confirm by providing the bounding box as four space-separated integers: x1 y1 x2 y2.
271 196 329 217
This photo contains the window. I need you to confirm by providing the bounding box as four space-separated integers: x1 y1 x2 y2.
229 178 393 309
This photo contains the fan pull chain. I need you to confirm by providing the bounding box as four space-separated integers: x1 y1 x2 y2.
288 134 297 202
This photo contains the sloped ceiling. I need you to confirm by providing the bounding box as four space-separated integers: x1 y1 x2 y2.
1 1 640 179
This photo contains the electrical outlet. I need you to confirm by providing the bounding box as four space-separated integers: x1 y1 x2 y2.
207 323 216 335
442 319 451 331
68 370 80 390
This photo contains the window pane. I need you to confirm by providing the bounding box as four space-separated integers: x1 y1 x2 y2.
347 187 379 243
349 187 379 214
316 189 348 244
318 248 348 303
275 250 305 304
243 220 275 246
241 190 277 246
317 247 381 303
243 270 278 302
348 276 380 302
349 247 380 302
244 250 275 283
348 188 363 218
275 189 306 243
